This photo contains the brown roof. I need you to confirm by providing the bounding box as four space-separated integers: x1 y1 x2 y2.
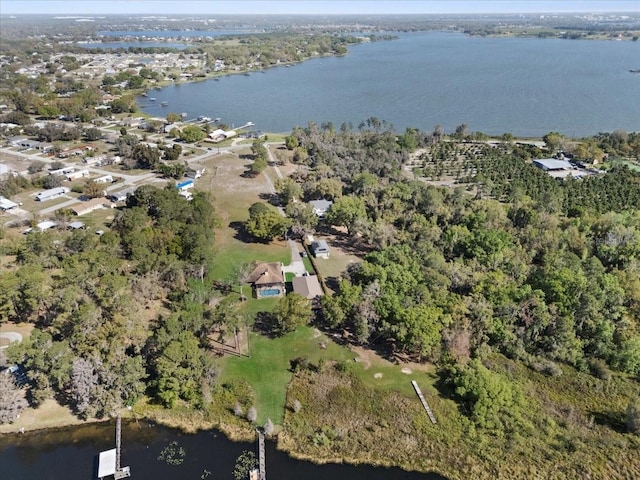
245 262 284 286
291 275 324 299
70 197 107 216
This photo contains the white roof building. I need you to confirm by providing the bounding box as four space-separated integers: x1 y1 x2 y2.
95 175 113 184
36 187 70 202
309 199 333 217
0 196 18 211
533 158 573 171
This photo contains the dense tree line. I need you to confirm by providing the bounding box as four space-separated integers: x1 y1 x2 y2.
281 125 640 431
3 187 224 418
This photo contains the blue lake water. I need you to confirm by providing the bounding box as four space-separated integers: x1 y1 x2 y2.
139 32 640 137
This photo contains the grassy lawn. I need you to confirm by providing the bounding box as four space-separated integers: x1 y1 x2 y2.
619 160 640 172
218 322 437 426
201 152 290 282
311 241 360 285
219 326 354 425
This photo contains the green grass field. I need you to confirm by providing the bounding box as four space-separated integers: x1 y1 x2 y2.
218 322 439 426
219 326 354 424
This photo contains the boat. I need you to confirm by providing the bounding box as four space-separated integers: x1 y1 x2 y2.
160 101 169 106
214 117 221 123
149 97 156 101
630 69 640 74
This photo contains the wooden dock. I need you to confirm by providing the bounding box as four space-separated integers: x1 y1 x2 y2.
411 380 437 424
257 430 266 480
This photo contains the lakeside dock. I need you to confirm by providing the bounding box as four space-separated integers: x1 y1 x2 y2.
411 380 437 424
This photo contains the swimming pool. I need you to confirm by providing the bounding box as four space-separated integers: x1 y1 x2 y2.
261 288 282 297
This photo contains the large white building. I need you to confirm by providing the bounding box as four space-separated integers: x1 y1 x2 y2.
0 196 18 211
35 187 70 202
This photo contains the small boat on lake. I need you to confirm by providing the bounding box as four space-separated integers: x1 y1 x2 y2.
149 97 156 101
160 101 169 106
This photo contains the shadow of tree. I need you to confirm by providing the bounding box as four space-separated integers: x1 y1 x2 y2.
229 221 265 244
590 410 627 433
252 311 280 339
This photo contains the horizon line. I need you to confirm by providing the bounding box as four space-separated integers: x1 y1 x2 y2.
2 11 639 16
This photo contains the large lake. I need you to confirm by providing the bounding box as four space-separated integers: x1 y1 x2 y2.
140 32 640 137
0 420 443 480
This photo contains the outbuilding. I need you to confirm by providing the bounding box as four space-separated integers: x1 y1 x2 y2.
176 180 194 192
310 240 330 259
533 158 574 171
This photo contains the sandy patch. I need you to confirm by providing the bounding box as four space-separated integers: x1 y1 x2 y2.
0 399 105 434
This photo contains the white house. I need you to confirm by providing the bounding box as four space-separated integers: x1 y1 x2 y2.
94 175 113 184
186 167 205 179
309 199 333 218
65 169 90 181
24 220 57 234
36 187 70 202
49 166 75 176
108 187 136 202
0 196 19 211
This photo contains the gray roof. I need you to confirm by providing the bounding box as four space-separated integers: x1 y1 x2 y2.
309 199 333 212
533 158 573 171
0 196 18 210
311 240 330 252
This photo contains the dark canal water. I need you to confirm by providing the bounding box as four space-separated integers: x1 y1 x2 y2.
0 420 445 480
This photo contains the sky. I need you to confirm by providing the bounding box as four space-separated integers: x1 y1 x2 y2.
1 1 639 16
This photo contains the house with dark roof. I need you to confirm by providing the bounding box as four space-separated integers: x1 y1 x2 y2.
245 262 285 299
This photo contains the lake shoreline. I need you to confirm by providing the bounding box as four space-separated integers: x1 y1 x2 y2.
0 407 448 478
